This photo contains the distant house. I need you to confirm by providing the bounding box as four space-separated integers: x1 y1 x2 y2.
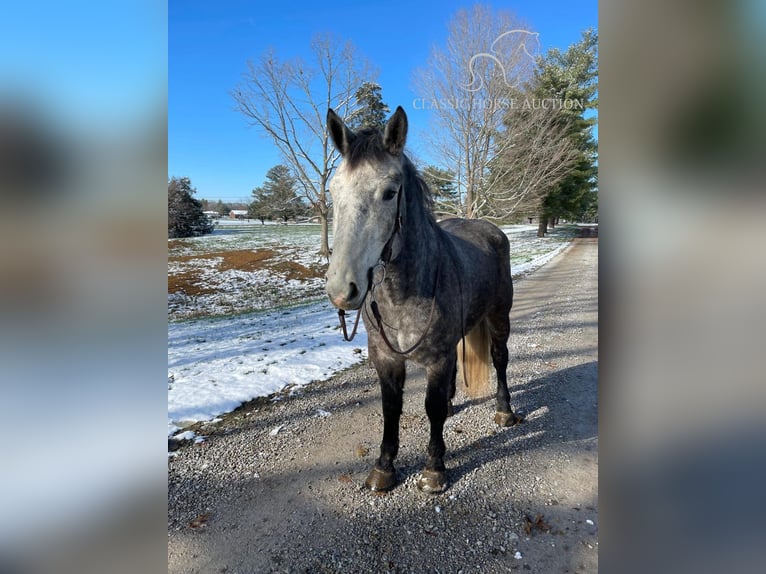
203 210 220 219
229 209 249 219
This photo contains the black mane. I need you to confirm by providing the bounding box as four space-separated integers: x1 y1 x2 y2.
344 127 389 169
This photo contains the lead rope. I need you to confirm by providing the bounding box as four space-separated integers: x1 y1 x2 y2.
338 302 364 342
368 260 440 356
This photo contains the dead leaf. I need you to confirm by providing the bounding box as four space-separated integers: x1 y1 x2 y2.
189 513 210 529
523 513 552 535
355 444 369 457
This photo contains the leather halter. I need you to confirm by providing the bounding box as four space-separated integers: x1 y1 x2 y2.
379 182 404 265
337 183 439 356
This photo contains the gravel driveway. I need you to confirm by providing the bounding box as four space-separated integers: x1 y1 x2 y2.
168 238 598 574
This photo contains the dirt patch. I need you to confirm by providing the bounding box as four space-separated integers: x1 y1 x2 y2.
170 248 278 271
217 249 279 271
168 270 215 297
168 248 325 296
269 260 325 282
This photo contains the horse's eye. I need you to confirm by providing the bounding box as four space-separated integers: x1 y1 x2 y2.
382 186 398 201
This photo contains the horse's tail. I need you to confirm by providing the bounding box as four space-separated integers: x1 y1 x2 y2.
457 319 492 398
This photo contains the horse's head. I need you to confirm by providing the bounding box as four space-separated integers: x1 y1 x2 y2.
325 106 409 310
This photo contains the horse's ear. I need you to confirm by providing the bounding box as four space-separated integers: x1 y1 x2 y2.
327 108 355 156
383 106 408 155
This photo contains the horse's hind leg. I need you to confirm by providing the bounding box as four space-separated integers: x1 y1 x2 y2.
417 355 454 493
447 362 456 417
488 313 522 427
365 355 406 492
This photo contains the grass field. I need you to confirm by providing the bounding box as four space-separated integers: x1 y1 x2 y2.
167 222 576 321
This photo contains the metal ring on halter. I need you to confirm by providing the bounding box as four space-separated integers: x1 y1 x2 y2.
371 261 387 289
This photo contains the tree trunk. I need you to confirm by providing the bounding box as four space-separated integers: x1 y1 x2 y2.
319 207 331 260
549 216 556 229
465 186 474 219
537 212 548 237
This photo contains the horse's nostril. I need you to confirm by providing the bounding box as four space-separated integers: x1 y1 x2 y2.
348 282 359 301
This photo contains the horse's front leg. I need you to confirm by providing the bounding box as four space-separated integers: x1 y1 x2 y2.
365 355 406 492
417 354 455 493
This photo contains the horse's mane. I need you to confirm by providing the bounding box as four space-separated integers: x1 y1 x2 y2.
345 128 434 216
345 128 388 168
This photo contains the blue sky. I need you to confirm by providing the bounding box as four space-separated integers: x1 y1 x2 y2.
169 0 597 203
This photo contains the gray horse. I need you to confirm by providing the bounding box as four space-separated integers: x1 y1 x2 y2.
326 106 520 493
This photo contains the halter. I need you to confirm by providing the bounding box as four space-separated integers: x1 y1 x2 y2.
337 182 439 355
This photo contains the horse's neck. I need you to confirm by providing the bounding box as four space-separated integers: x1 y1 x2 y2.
384 196 440 299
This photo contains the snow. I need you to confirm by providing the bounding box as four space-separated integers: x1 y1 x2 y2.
501 225 573 278
168 301 368 436
168 224 574 440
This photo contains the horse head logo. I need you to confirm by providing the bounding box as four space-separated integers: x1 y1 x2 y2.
461 29 541 93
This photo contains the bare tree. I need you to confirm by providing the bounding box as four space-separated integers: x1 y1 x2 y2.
232 34 373 258
484 103 579 220
413 5 539 218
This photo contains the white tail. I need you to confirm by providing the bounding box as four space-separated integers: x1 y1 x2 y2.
457 319 491 398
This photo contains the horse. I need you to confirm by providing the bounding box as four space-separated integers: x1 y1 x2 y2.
325 106 521 493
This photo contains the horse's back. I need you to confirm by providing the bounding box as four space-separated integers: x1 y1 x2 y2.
438 217 510 260
438 217 512 302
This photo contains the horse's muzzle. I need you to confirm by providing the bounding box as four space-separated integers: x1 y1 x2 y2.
327 281 364 311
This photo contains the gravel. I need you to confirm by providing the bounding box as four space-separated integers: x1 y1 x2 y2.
168 239 598 574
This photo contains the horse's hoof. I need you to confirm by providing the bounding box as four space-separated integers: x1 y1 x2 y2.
417 469 448 493
365 467 397 491
447 400 455 417
495 411 522 427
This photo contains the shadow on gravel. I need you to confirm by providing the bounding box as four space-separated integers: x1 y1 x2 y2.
443 361 598 488
175 357 597 490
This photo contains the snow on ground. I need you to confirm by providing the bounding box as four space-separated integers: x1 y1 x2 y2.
168 302 368 436
167 224 575 439
501 224 574 275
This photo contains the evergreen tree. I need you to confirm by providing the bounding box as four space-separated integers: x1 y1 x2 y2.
249 165 306 223
532 29 598 236
248 185 275 224
168 176 214 238
422 165 459 215
348 82 390 131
